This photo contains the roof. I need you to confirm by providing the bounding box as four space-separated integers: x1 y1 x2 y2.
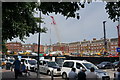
64 60 90 63
21 58 36 60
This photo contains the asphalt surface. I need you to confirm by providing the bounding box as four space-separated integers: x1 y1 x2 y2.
0 68 118 80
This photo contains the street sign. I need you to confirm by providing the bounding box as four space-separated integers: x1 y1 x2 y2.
116 48 120 52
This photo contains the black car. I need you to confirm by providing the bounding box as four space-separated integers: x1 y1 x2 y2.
113 61 119 68
97 62 113 69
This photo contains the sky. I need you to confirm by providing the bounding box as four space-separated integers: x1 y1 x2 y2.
7 2 118 45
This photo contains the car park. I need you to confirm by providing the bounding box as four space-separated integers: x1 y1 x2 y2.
35 59 61 76
97 62 113 69
61 60 110 80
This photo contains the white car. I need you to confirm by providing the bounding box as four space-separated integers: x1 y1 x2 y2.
35 59 61 75
21 58 37 71
61 60 110 80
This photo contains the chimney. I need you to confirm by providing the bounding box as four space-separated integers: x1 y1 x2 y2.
83 39 86 41
93 38 96 40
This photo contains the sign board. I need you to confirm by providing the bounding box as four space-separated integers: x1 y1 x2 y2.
116 48 120 52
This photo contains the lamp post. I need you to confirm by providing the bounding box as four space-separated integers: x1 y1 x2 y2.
103 21 107 56
117 17 120 60
37 0 41 78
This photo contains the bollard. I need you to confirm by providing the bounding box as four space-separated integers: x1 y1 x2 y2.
51 70 54 80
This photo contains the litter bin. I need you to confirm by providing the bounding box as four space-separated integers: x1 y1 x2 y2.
6 62 11 70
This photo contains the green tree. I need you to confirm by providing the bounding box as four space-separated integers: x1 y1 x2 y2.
105 1 120 22
2 2 85 41
2 41 8 54
3 2 120 42
2 2 45 41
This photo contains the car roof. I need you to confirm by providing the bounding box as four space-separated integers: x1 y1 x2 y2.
21 58 36 60
64 60 90 63
40 59 55 62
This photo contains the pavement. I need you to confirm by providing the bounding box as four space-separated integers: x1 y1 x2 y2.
1 68 118 80
1 69 63 80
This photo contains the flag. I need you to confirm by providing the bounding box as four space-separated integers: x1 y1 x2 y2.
50 16 56 25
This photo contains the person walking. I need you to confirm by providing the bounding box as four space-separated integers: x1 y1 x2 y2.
86 67 98 80
115 68 120 80
117 61 120 68
21 62 30 76
68 68 77 80
78 68 86 80
13 58 21 79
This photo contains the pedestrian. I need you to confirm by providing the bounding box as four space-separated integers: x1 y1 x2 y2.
68 68 77 80
21 62 30 76
86 67 98 80
78 68 86 80
13 57 21 79
117 61 120 68
115 68 120 80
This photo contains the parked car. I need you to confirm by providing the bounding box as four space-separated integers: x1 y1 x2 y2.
113 61 119 68
97 62 113 69
61 60 110 80
21 58 37 71
35 59 61 76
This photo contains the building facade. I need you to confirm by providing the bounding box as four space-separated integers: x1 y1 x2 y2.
6 37 118 55
6 42 22 52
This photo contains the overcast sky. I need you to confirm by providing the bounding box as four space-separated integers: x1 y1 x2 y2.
7 2 118 45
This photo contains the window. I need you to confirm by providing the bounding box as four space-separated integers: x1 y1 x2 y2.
43 61 46 65
76 63 84 69
39 61 43 65
63 62 74 68
25 60 27 64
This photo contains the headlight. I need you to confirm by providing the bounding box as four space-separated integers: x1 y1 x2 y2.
102 65 105 67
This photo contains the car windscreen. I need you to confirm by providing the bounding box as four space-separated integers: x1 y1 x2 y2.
83 63 98 70
47 61 58 67
113 61 119 64
28 60 37 65
101 62 110 65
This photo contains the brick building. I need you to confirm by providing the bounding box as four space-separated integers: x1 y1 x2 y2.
6 42 22 52
80 39 91 53
68 42 80 53
22 44 34 52
6 37 118 55
33 44 44 53
109 38 118 54
51 42 69 53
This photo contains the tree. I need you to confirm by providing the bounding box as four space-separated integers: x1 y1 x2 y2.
2 2 45 41
2 2 85 41
3 2 120 42
105 1 120 22
2 41 7 54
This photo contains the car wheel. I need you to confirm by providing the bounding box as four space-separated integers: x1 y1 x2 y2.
35 68 37 73
47 71 51 76
62 72 67 79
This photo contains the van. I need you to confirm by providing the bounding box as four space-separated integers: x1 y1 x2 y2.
35 59 61 75
61 60 110 80
21 58 37 71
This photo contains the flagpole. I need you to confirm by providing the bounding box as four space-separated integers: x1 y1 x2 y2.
118 16 120 61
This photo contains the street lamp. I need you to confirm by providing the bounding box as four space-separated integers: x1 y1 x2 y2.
37 0 41 78
103 21 107 56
